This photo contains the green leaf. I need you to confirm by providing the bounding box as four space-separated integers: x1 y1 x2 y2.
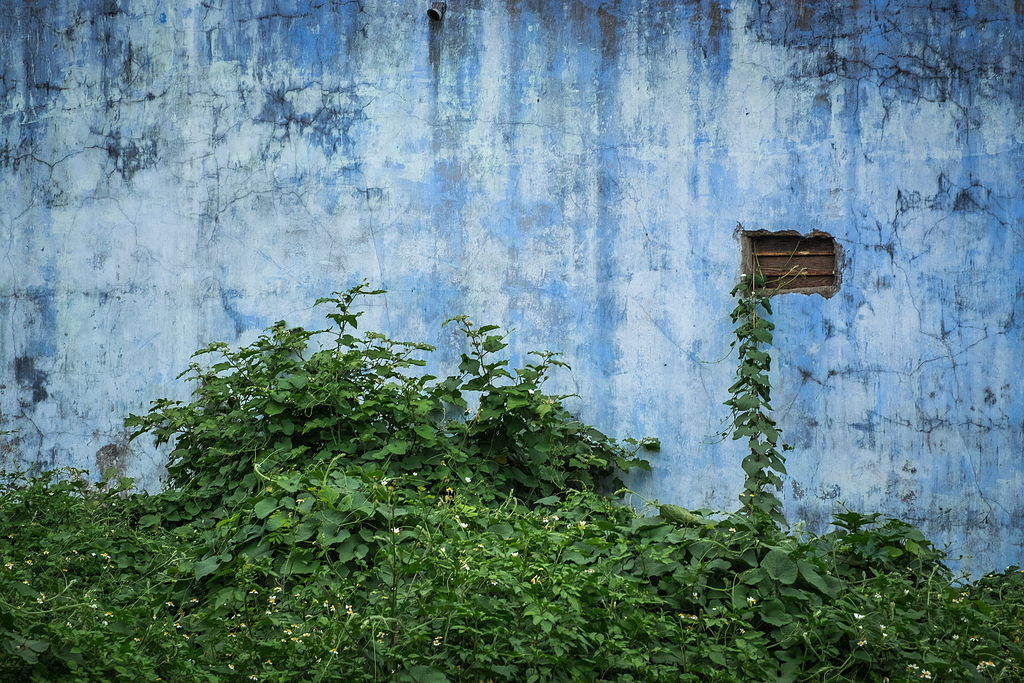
194 555 220 579
254 497 279 519
741 567 769 585
759 597 793 626
506 394 531 409
761 549 798 585
318 486 339 507
138 514 160 527
400 666 450 683
265 512 286 532
659 504 704 527
24 639 49 653
487 523 515 538
732 393 761 411
797 560 838 598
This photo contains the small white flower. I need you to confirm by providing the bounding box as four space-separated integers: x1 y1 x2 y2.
465 477 471 483
854 613 865 620
393 528 401 534
460 522 468 528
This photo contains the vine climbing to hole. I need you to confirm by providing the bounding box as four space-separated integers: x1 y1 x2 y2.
725 272 792 526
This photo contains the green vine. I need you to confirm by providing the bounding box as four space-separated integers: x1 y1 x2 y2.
725 273 792 526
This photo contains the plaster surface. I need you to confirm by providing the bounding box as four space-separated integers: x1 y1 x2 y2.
1 0 1022 575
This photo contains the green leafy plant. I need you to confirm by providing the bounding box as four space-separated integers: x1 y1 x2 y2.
725 273 791 525
1 283 1021 683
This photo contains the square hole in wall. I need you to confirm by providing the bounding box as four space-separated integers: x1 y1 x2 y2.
741 229 841 297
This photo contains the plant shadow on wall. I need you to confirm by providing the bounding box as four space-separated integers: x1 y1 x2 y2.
0 282 1021 682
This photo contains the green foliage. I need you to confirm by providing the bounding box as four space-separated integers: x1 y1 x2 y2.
124 283 652 528
2 471 1021 682
726 274 791 525
0 283 1020 682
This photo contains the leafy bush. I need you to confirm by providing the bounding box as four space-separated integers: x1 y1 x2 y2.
0 284 1020 682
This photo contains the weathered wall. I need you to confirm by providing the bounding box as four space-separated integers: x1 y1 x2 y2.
1 0 1021 574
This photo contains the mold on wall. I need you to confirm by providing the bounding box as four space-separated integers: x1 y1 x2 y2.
0 0 1021 575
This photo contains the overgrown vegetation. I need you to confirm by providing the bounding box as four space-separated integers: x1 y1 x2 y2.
1 282 1021 682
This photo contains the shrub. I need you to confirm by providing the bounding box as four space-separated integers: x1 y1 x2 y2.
0 283 1020 682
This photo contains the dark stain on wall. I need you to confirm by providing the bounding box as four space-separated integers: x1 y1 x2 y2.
816 483 840 500
14 356 48 405
256 85 367 162
689 0 729 59
100 129 159 184
20 284 58 359
745 0 1024 116
95 438 129 480
219 287 262 339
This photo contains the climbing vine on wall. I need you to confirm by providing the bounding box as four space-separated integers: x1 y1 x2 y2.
725 273 791 526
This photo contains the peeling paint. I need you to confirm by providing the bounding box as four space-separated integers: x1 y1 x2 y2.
0 0 1021 575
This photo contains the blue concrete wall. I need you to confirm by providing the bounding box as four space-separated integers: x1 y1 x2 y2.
1 0 1021 574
